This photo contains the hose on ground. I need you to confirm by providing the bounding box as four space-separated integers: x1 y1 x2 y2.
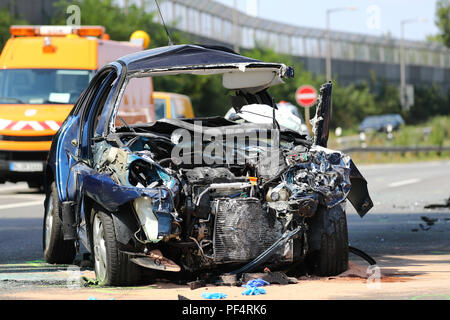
349 246 377 265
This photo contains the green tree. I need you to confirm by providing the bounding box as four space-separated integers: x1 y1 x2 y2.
0 8 27 51
52 0 183 47
368 70 402 115
433 0 450 47
52 0 438 130
242 47 382 129
406 84 448 124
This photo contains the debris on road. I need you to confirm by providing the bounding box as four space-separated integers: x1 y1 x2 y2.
424 197 450 209
187 279 206 290
421 216 438 226
81 277 99 287
216 270 297 286
242 271 298 285
241 286 266 295
201 292 227 299
242 278 270 287
241 277 269 295
218 274 238 286
411 216 440 231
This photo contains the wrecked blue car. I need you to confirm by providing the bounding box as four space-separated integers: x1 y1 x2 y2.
42 44 373 286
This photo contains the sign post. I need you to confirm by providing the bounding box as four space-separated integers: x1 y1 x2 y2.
295 85 318 135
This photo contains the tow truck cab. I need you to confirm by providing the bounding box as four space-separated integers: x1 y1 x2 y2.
0 25 153 188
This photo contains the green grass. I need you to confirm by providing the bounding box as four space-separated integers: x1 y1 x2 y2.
328 115 450 164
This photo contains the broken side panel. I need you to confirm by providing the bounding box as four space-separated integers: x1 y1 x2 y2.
71 162 172 213
347 160 374 217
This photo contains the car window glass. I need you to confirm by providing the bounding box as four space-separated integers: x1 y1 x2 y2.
154 98 166 120
115 77 155 127
93 76 118 137
80 71 117 159
171 97 185 118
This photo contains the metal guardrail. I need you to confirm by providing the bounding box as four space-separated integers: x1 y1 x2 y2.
341 145 450 153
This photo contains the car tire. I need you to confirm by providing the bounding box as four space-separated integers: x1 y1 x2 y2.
43 182 76 264
92 210 141 286
306 202 349 276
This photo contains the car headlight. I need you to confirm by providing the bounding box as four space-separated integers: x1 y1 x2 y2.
270 191 280 201
133 197 160 242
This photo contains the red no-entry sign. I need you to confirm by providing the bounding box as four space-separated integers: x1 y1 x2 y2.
295 85 318 107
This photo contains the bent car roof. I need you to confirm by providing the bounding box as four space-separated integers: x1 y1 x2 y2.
118 44 286 74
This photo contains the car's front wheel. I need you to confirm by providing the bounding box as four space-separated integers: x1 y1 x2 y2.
306 202 349 276
92 210 141 286
43 182 76 264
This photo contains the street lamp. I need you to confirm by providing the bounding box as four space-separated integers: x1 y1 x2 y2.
233 0 240 53
326 6 357 81
400 17 428 112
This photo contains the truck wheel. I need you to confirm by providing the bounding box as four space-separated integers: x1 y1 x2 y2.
92 210 141 286
306 202 349 276
28 180 43 191
43 182 76 264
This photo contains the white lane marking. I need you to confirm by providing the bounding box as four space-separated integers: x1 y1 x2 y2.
388 178 421 188
0 194 45 200
0 184 36 194
0 186 30 192
0 201 43 210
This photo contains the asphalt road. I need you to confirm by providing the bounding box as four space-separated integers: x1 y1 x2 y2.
0 160 449 299
346 160 450 257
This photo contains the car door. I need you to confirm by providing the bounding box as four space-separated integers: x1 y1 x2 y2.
55 67 118 203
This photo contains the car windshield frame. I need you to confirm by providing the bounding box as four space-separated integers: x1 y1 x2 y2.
107 66 289 135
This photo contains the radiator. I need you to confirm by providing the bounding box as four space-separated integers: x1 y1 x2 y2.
213 198 285 263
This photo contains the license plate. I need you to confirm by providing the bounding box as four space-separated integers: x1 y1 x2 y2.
9 161 43 172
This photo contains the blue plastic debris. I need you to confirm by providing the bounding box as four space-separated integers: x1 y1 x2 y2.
243 278 270 287
241 277 270 295
241 286 266 296
202 292 227 299
87 296 114 300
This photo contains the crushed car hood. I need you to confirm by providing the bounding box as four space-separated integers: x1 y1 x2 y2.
118 44 292 92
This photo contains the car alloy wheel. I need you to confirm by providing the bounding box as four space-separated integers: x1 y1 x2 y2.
44 194 53 251
93 214 107 283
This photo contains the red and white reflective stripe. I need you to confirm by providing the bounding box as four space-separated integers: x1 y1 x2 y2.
0 119 62 131
0 119 12 130
44 120 62 131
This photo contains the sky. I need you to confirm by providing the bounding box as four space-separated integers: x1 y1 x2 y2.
214 0 440 41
